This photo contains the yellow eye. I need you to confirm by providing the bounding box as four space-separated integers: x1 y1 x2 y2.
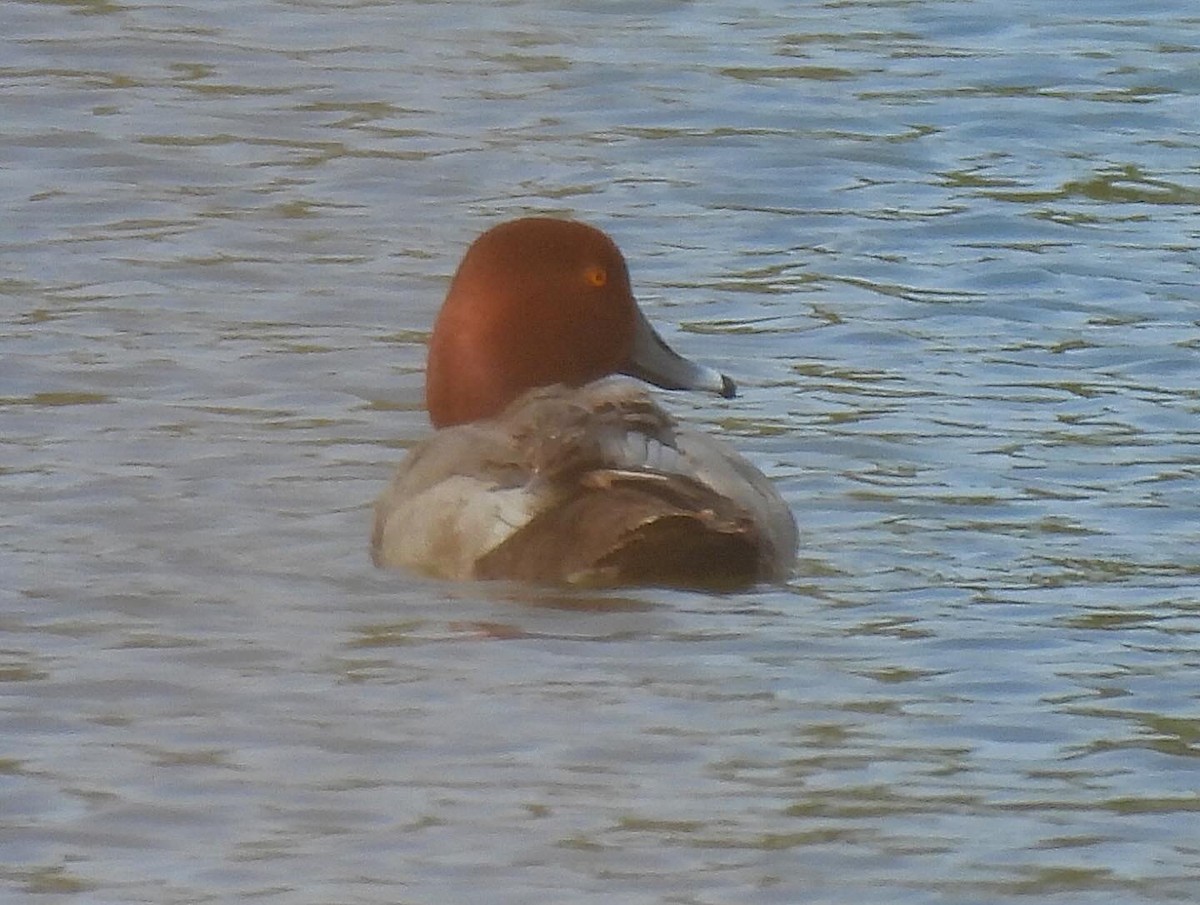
583 265 608 288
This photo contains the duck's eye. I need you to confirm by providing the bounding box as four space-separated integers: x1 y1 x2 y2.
583 265 608 288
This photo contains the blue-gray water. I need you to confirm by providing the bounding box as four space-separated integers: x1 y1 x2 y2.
3 1 1199 902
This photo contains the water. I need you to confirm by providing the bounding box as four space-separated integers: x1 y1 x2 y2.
3 1 1199 902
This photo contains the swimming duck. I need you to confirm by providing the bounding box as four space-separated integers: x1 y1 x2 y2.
371 217 797 588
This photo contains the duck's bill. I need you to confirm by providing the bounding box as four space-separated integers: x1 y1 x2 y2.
621 305 737 399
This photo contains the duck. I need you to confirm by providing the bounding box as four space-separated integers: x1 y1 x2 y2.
371 217 797 589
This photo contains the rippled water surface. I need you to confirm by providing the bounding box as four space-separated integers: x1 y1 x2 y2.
4 1 1199 902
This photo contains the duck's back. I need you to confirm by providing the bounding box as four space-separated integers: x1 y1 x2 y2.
372 379 796 588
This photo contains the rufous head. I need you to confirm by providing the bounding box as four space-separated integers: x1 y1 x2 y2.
425 217 735 428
